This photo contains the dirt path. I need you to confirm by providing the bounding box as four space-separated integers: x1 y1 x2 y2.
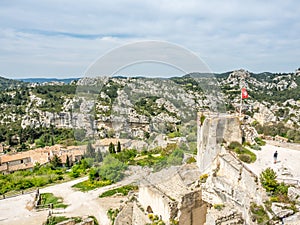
246 144 300 181
0 166 149 225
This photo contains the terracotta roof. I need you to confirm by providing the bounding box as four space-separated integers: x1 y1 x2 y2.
1 152 32 163
0 145 86 172
8 162 34 172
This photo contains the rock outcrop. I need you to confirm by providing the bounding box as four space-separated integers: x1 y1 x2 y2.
197 112 242 172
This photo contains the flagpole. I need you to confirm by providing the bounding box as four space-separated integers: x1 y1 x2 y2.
240 87 242 117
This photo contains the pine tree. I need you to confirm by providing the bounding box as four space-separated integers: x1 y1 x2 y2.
117 141 121 153
86 142 96 158
51 154 62 168
109 142 115 154
66 155 71 167
95 151 103 162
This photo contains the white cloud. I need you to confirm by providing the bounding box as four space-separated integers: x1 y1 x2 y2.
0 0 299 78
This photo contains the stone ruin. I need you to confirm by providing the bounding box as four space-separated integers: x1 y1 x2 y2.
114 164 207 225
115 112 300 224
197 112 267 224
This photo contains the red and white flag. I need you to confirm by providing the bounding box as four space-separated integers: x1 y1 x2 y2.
241 87 248 99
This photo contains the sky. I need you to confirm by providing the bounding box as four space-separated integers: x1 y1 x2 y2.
0 0 299 78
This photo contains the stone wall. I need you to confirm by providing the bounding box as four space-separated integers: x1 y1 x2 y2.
178 191 207 225
139 184 176 222
132 201 150 225
197 113 266 224
197 113 242 172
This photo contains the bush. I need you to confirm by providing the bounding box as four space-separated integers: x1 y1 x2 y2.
186 157 196 164
99 185 138 198
167 148 184 166
72 180 112 192
250 203 269 224
260 168 278 193
228 141 242 150
200 174 208 183
213 204 224 211
228 141 257 163
251 144 261 150
238 154 252 163
254 137 266 146
99 155 127 182
167 131 181 138
40 193 68 209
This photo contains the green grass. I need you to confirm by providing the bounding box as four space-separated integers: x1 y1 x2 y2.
99 184 138 198
40 193 68 209
72 180 112 192
0 165 71 195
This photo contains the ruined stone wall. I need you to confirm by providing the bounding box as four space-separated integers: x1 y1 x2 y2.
213 153 265 224
197 113 265 224
132 201 151 225
178 190 207 225
197 113 242 172
138 184 175 222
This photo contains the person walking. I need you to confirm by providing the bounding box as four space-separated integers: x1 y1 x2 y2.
274 151 278 164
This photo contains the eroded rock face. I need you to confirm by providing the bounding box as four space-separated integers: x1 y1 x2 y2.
253 102 277 125
288 187 300 203
271 203 295 218
197 113 242 172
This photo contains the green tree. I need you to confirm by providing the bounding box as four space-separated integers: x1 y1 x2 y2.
167 148 184 166
107 129 115 138
66 155 71 168
50 154 62 168
117 141 121 153
99 155 127 182
85 142 96 158
109 142 115 154
89 167 100 181
260 168 278 193
95 151 103 162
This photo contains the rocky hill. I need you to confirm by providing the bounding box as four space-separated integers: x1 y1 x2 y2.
0 76 23 90
1 68 300 151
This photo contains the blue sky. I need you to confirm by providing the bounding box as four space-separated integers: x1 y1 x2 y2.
0 0 299 78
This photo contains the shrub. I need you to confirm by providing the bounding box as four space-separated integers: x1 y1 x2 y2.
167 131 181 138
250 203 269 224
186 157 196 164
260 168 278 193
213 204 224 211
72 180 112 192
167 148 184 166
238 154 252 163
251 144 262 150
200 174 208 183
254 137 266 146
228 141 242 150
107 208 119 224
40 193 68 209
99 185 138 198
99 155 127 182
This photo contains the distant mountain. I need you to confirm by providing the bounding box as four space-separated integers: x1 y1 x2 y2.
17 78 79 84
0 76 23 90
